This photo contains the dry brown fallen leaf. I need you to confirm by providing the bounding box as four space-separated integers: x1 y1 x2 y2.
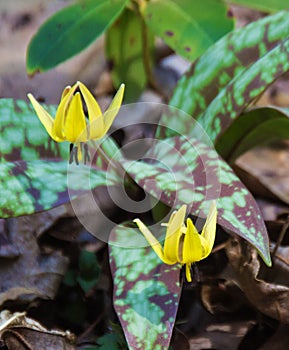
201 280 249 314
0 215 68 305
189 319 254 350
236 145 289 204
226 237 289 324
0 310 75 350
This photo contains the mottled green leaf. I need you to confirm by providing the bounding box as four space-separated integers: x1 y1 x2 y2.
163 10 289 139
27 0 127 74
216 107 289 162
106 8 153 102
197 38 289 143
0 160 116 218
0 99 67 161
122 135 271 266
143 0 233 62
225 0 289 13
0 98 118 218
109 224 181 350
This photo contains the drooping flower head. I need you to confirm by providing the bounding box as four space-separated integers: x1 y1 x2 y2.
134 202 217 282
28 82 125 164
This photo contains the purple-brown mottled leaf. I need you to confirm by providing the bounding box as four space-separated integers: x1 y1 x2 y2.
0 99 67 162
122 135 271 266
197 38 289 143
0 99 117 218
0 160 116 218
160 10 289 140
109 224 181 350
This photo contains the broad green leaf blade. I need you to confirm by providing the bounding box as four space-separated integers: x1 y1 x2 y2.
196 38 289 142
143 0 233 62
27 0 128 74
106 8 153 102
0 160 116 218
109 224 181 350
0 98 118 218
225 0 289 13
165 10 289 138
216 107 289 162
123 136 271 266
0 99 67 161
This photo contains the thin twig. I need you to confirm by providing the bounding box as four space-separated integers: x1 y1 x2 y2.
77 312 104 343
271 215 289 261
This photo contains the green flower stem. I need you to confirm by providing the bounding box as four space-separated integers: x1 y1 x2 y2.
92 140 136 190
132 0 164 96
92 140 122 177
140 13 155 87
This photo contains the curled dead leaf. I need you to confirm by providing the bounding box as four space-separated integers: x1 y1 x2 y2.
201 281 248 314
0 216 68 305
0 310 75 350
226 237 289 323
236 145 289 204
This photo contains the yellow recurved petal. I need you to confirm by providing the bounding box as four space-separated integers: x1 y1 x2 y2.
133 219 175 265
78 81 102 118
60 85 72 102
88 116 105 140
53 86 75 140
102 84 125 135
201 201 217 258
64 92 87 143
182 218 204 263
27 93 60 141
164 205 187 263
78 82 104 139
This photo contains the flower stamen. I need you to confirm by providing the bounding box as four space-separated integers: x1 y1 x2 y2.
83 143 90 164
69 144 79 165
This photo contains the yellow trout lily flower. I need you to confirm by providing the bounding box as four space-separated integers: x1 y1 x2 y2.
134 202 217 282
27 81 125 164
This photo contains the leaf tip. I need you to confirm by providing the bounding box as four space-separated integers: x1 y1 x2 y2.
26 66 42 78
260 249 272 267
